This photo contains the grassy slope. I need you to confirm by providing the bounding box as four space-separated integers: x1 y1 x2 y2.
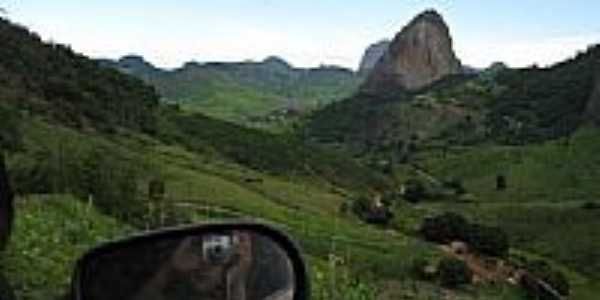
420 128 600 203
168 76 286 122
2 119 437 299
1 195 134 300
395 127 600 299
146 64 362 125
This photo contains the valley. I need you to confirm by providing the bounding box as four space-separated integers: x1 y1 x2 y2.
1 6 599 300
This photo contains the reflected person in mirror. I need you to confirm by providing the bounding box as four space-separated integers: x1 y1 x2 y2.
130 231 294 300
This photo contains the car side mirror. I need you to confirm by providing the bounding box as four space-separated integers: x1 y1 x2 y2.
71 222 310 300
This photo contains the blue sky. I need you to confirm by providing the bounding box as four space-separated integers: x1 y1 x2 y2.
3 0 600 69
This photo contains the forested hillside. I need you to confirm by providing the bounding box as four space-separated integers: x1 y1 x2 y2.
0 19 158 134
0 17 407 300
102 55 363 125
2 11 600 300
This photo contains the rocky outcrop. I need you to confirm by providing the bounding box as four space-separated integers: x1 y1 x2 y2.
358 40 390 75
362 10 462 93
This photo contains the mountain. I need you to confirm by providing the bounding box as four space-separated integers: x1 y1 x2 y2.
102 55 163 77
101 55 364 124
0 18 159 134
362 10 462 93
358 40 390 75
3 13 600 300
0 16 430 300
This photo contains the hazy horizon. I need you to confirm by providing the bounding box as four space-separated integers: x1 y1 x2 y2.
3 0 600 70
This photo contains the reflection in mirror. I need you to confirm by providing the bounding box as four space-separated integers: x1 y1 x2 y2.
83 230 295 300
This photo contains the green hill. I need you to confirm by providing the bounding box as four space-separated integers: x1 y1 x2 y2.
305 41 600 299
0 16 436 300
2 14 600 300
101 55 363 125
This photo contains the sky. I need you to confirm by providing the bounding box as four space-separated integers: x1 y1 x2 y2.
2 0 600 70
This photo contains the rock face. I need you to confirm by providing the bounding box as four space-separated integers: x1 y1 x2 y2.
362 10 462 93
358 40 390 75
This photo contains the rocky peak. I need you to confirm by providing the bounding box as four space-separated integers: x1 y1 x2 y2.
262 56 292 70
117 55 160 75
358 40 390 75
362 9 462 93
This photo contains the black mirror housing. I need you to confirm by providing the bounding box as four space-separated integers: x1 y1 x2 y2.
71 222 310 300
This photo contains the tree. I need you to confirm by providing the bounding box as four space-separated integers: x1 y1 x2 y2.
465 224 510 258
443 178 466 195
0 104 21 152
438 258 472 288
420 212 470 243
496 174 507 191
404 179 426 203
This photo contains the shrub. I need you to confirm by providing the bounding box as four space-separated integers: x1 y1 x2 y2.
420 212 470 243
581 201 600 210
404 179 426 203
496 174 507 191
420 213 510 258
466 224 510 258
437 258 472 288
0 103 21 152
351 195 394 226
443 178 466 195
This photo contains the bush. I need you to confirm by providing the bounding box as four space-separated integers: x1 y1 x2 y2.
465 224 510 258
420 213 510 258
581 201 600 210
443 178 466 195
420 212 470 243
351 195 394 226
437 258 472 288
496 174 507 191
404 179 426 203
0 103 21 152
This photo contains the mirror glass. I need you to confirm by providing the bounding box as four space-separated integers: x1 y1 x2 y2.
81 230 296 300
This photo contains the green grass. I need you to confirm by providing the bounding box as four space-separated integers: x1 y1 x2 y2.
0 195 134 300
2 119 436 299
420 128 600 203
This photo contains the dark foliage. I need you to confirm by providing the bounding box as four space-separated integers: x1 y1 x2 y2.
437 258 472 288
0 104 21 152
465 224 509 258
581 201 600 210
442 178 466 195
496 174 507 191
403 179 427 203
351 195 394 225
420 213 510 257
0 155 13 252
521 260 570 299
0 18 159 133
420 212 470 243
158 111 390 192
487 45 600 143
